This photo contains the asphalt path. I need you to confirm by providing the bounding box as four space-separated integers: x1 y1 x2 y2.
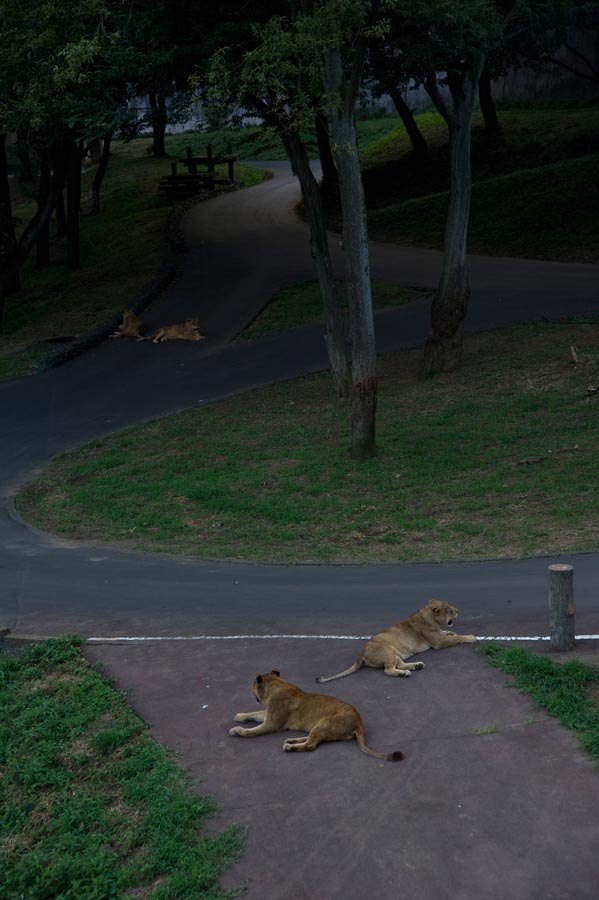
3 160 599 899
1 160 598 638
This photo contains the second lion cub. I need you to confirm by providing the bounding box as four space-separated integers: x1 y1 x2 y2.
151 318 204 343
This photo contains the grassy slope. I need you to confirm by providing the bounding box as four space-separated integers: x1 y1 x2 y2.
356 108 599 262
1 143 265 379
155 115 403 161
0 638 241 899
17 318 599 564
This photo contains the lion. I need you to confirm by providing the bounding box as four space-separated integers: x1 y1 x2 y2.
151 318 204 343
229 670 404 761
110 309 146 340
316 599 476 683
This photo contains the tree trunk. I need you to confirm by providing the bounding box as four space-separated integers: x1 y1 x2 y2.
91 132 112 211
324 45 377 459
36 165 52 268
15 125 33 182
66 141 83 270
0 143 68 305
479 70 499 132
385 84 429 159
422 63 484 375
314 112 337 186
0 131 20 322
55 190 67 236
149 93 168 157
283 131 350 398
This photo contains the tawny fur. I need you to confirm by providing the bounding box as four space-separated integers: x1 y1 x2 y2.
110 309 146 340
151 318 204 343
316 599 476 683
230 670 403 761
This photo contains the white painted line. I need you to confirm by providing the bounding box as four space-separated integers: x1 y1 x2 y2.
86 633 599 644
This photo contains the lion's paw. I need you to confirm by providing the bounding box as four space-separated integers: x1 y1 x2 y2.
234 714 246 722
229 727 243 736
415 662 425 670
400 670 412 677
464 635 477 642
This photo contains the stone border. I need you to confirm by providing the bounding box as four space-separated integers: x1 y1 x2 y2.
36 182 244 372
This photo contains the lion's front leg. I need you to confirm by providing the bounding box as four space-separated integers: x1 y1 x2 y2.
234 710 266 723
229 719 278 738
432 633 476 648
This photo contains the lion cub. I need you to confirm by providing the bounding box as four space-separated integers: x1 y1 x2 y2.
110 309 146 340
230 670 404 761
151 318 204 343
316 599 476 683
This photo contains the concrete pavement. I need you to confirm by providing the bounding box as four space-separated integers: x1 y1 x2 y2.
86 637 599 900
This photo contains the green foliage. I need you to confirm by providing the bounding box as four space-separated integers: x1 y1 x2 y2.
0 637 241 899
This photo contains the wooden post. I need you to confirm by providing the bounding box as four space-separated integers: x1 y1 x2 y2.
207 143 214 172
549 564 575 651
227 143 235 182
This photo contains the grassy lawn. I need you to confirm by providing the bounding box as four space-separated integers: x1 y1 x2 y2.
240 280 431 340
0 638 241 899
1 142 265 381
17 318 599 564
480 644 599 763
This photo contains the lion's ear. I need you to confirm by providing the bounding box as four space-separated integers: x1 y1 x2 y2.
255 674 263 684
271 669 280 677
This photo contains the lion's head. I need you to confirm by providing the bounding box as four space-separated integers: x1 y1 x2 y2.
426 599 459 628
252 670 281 702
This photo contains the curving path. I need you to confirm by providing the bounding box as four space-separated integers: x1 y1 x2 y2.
1 160 598 639
3 161 599 899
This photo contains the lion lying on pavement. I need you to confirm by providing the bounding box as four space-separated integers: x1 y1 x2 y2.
151 317 204 343
110 309 147 340
230 670 404 761
316 600 476 683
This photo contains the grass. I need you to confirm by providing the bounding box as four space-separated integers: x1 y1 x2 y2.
0 637 241 899
329 107 599 262
17 318 599 564
0 142 266 381
367 154 599 262
137 116 404 162
480 643 599 763
239 280 431 340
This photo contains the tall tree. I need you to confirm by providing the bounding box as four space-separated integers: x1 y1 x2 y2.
0 0 136 317
205 7 352 399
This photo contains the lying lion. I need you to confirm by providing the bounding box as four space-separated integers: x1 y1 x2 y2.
230 670 404 761
316 599 476 683
110 309 146 340
151 318 204 343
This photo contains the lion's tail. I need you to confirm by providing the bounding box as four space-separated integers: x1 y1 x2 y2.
355 726 404 762
315 659 362 683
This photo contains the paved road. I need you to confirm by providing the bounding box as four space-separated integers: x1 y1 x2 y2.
2 161 599 899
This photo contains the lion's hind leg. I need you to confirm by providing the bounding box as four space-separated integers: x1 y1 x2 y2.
283 730 323 752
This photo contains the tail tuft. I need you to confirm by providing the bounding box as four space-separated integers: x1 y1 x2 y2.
387 751 405 761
